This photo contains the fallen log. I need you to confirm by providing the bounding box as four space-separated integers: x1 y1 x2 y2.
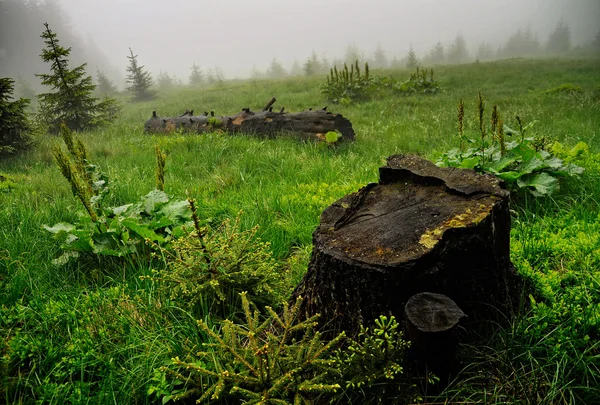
292 154 521 336
144 97 355 142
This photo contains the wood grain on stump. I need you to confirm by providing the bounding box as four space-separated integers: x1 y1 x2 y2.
292 154 520 335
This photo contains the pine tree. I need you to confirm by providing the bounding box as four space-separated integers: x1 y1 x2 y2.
372 43 388 68
0 77 32 155
266 58 287 78
405 46 418 69
188 63 203 86
95 69 118 96
157 71 175 91
36 23 119 133
447 34 469 64
126 48 156 101
546 21 571 55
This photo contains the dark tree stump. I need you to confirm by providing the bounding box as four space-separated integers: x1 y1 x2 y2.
144 98 355 142
292 154 521 336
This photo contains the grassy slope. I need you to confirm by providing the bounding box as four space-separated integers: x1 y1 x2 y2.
1 58 599 404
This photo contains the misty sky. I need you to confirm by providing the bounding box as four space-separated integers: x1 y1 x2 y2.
58 0 599 80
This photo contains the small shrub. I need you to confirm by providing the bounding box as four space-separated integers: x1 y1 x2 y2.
436 94 583 197
322 62 440 104
544 83 582 95
154 292 345 404
153 294 417 405
145 204 289 317
333 315 419 404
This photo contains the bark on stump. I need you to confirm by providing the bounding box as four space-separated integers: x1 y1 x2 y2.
143 97 355 142
292 154 520 336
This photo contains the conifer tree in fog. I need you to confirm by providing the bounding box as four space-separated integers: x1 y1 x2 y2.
125 48 156 102
95 69 118 96
36 23 119 133
188 63 204 87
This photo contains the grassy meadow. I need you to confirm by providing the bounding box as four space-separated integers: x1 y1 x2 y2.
1 58 600 404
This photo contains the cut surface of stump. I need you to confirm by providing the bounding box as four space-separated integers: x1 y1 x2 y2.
292 154 521 335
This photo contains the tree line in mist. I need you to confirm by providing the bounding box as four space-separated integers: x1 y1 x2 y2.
1 0 599 99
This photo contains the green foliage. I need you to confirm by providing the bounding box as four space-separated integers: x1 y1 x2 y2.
45 130 191 263
1 288 141 403
156 292 345 404
126 48 157 102
189 63 204 86
544 83 582 95
436 95 583 197
322 63 440 104
334 315 417 404
95 69 118 96
36 23 120 133
0 77 32 156
146 207 288 317
0 173 18 193
154 305 416 405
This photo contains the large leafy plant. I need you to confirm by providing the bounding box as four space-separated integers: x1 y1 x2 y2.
436 94 583 197
45 127 191 263
322 62 440 104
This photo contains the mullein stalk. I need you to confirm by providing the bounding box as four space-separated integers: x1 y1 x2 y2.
54 145 97 221
155 145 166 191
478 92 485 164
498 118 506 156
457 99 465 152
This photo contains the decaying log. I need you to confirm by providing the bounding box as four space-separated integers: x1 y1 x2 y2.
292 154 521 336
144 97 355 142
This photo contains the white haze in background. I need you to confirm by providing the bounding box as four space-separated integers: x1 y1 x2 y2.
59 0 599 81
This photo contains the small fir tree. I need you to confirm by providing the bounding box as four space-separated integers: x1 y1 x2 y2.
447 34 469 64
546 20 571 55
372 43 388 68
0 77 32 155
126 47 156 101
266 57 287 78
95 69 117 96
188 63 203 86
157 71 175 91
36 23 119 133
405 46 418 69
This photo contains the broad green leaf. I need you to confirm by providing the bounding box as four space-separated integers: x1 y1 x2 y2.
110 203 133 216
486 155 518 172
458 156 480 169
140 189 170 214
43 222 75 234
542 156 564 170
122 218 165 243
496 171 522 183
517 172 559 196
159 199 192 223
517 156 545 175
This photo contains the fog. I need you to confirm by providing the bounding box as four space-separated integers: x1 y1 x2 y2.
1 0 599 87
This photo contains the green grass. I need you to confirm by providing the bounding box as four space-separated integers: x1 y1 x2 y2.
1 58 600 404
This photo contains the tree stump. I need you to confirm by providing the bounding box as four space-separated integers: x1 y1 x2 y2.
292 154 521 335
